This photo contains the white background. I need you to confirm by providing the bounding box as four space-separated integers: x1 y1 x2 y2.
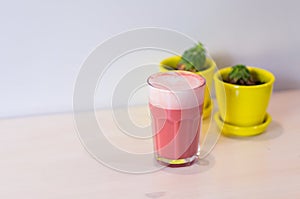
1 0 299 118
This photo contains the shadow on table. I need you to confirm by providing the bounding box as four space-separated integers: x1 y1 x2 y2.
248 120 283 141
161 153 215 175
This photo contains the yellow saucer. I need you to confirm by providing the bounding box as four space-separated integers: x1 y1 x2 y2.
203 100 213 119
214 112 272 137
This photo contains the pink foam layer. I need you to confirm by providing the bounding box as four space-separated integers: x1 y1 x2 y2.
148 72 206 109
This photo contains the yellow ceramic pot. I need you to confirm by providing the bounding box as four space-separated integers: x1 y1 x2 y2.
160 56 216 119
214 67 275 130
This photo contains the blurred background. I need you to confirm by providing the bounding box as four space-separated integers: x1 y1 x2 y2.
1 0 299 118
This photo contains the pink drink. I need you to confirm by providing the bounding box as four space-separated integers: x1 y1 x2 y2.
147 71 206 166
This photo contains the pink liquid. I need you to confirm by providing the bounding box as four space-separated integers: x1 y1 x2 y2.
149 103 203 160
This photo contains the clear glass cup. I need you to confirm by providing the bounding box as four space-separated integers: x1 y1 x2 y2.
147 71 206 167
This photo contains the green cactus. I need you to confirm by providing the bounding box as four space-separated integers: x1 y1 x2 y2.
227 65 256 85
177 42 208 72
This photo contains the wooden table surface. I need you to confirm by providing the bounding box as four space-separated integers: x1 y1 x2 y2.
1 89 300 199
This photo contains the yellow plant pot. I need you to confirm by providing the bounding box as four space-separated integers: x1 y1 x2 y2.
160 55 216 119
214 67 275 136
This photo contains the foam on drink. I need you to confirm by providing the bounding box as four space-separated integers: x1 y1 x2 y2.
147 71 206 109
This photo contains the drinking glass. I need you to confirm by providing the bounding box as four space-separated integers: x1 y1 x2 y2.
147 71 206 167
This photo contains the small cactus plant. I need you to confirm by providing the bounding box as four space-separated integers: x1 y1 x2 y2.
227 65 259 85
177 42 208 72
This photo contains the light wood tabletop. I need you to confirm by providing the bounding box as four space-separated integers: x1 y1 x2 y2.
1 89 300 199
